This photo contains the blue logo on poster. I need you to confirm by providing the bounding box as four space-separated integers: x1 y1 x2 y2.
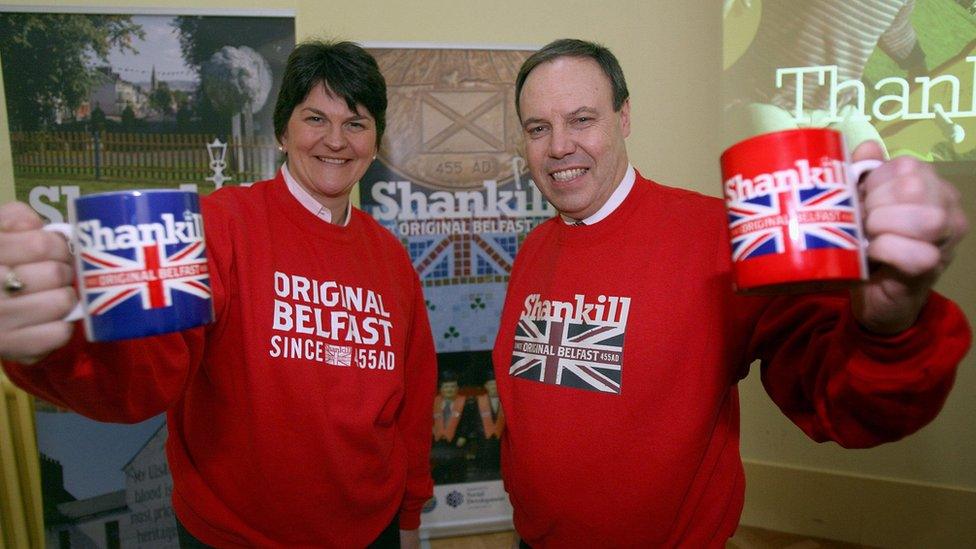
422 496 437 513
446 490 464 508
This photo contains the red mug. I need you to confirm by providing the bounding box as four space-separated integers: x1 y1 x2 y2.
720 128 880 293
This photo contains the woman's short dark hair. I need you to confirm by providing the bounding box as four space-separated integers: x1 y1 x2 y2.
273 40 387 147
514 38 629 120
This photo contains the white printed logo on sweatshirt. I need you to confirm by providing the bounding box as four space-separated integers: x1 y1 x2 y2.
268 271 395 371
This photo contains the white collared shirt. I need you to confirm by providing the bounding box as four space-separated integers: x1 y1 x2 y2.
560 164 636 226
281 163 352 226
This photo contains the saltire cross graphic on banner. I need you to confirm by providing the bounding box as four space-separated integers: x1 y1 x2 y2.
726 184 859 261
509 317 624 394
80 241 211 315
421 91 506 153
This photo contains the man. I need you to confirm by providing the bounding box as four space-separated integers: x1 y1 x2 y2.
471 373 505 477
431 371 474 484
492 39 970 548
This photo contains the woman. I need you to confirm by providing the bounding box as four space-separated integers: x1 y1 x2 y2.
0 41 434 548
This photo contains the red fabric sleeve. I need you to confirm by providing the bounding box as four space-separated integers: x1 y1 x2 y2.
397 270 437 530
752 291 971 448
2 326 205 423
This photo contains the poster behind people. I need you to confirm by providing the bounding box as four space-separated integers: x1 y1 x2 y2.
360 45 547 536
0 8 294 548
722 0 976 179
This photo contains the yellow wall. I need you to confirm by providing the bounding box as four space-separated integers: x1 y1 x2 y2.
0 1 972 546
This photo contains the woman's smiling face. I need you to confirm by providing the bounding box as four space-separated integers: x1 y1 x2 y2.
280 81 378 212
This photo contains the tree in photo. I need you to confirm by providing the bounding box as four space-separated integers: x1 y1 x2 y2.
121 104 137 130
200 46 272 132
173 16 289 69
149 81 176 116
0 13 144 130
172 16 291 135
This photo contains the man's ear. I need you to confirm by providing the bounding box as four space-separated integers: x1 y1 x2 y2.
619 98 631 138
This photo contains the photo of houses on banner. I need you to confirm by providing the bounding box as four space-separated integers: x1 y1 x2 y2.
0 11 295 216
36 412 177 548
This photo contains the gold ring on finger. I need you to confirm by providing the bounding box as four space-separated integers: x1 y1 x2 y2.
3 269 25 294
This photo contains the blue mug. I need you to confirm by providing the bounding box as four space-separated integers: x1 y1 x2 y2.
45 190 214 342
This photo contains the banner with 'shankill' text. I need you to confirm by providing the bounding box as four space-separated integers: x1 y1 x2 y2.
360 45 549 537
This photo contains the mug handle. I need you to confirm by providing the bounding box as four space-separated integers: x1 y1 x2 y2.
42 223 84 322
849 159 882 185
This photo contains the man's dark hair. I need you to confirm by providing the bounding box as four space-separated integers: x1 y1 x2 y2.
273 40 387 147
514 38 629 120
439 370 460 385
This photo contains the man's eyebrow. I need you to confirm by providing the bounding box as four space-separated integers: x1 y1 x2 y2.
521 106 599 128
567 106 597 117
